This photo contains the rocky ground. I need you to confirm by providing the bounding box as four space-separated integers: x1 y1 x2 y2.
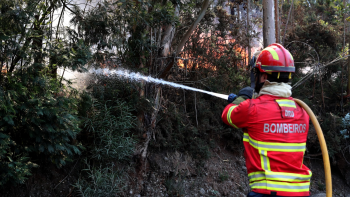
3 141 350 197
128 145 350 197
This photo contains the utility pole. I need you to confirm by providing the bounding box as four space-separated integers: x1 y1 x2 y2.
263 0 276 47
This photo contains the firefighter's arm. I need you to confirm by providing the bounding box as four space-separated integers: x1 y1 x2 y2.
232 95 249 105
221 99 250 128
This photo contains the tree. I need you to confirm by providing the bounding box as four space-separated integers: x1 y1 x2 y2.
263 0 276 47
247 0 251 61
0 0 90 186
275 0 280 43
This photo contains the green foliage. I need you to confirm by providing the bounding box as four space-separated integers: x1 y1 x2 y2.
73 77 137 195
84 99 136 161
48 39 92 72
340 113 350 139
70 0 179 69
0 132 37 186
73 160 125 197
81 76 138 162
6 0 350 194
0 74 82 186
0 0 92 187
218 171 229 182
154 98 211 160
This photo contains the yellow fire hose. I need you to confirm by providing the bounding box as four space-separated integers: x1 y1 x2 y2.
295 99 332 197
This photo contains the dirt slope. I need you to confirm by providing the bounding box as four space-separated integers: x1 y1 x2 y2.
130 143 350 197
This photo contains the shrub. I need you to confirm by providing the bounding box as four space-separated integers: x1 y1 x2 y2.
73 160 126 197
0 75 82 186
84 99 136 161
73 77 137 195
340 113 350 139
0 132 37 186
79 76 138 162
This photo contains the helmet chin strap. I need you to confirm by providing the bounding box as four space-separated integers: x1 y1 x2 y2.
255 82 265 93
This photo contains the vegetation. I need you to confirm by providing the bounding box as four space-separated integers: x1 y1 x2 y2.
1 0 350 195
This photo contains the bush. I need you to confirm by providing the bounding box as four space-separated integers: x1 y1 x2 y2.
79 76 138 162
0 74 82 186
73 160 126 197
340 113 350 139
0 132 36 186
73 76 137 195
84 99 136 161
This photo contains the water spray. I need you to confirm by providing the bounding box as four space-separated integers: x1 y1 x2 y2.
91 68 229 100
91 68 332 196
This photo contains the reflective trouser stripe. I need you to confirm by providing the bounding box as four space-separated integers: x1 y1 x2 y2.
250 180 310 192
260 150 271 171
227 105 238 128
276 99 296 108
243 133 306 152
248 171 312 182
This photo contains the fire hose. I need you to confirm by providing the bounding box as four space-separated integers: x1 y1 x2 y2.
95 65 332 195
294 99 332 197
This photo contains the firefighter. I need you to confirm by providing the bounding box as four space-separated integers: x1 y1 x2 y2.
222 43 311 197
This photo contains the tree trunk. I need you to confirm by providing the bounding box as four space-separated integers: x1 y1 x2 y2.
159 4 179 57
342 0 345 108
135 1 189 194
274 0 280 43
263 0 276 47
237 4 240 23
33 15 44 73
159 0 210 79
247 0 251 62
282 0 293 45
343 0 350 96
347 33 350 95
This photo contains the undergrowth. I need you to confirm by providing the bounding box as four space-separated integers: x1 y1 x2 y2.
73 76 138 195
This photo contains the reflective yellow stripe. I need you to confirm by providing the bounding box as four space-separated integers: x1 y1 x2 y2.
248 171 265 182
227 105 238 128
248 171 312 183
264 47 279 60
276 99 296 108
243 133 249 142
250 180 310 192
246 133 306 152
260 150 271 171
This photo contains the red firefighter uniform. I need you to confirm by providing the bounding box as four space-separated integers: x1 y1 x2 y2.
222 94 311 196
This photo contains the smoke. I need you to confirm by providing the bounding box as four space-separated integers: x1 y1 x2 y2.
90 68 229 100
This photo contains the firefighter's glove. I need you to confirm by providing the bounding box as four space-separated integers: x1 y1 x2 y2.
228 93 237 103
238 86 254 99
